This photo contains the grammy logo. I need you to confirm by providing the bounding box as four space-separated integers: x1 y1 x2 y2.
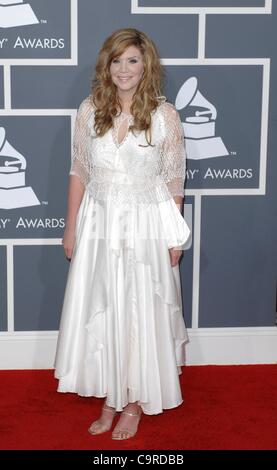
0 0 39 29
175 77 229 160
0 127 40 209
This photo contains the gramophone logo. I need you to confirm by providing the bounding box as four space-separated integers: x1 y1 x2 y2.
175 77 229 160
0 0 39 29
0 127 40 209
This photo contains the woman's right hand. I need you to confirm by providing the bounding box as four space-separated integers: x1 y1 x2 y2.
62 226 76 260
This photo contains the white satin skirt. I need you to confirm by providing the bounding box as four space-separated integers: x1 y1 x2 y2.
54 189 191 415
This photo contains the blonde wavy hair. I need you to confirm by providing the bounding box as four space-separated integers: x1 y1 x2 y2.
90 28 164 145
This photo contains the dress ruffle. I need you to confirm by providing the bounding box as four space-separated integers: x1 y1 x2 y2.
54 189 190 415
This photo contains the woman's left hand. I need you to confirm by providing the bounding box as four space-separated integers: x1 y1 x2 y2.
169 247 182 266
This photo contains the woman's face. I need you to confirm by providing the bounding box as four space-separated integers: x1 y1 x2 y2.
110 45 144 98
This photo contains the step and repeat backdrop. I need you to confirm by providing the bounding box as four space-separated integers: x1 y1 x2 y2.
0 0 276 367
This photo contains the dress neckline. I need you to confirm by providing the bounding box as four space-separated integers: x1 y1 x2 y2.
112 99 166 147
112 113 133 148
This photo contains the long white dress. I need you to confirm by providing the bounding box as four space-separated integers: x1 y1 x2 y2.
54 96 191 415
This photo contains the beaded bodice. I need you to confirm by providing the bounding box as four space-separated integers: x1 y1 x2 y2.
69 96 187 205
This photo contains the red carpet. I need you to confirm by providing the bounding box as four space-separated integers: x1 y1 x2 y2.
0 365 277 450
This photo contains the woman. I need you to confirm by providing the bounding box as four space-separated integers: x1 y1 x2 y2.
54 28 190 440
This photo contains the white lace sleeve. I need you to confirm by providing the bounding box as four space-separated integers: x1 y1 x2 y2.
159 102 187 198
69 96 94 187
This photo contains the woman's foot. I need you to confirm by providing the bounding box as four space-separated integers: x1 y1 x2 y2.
111 402 142 440
88 400 117 435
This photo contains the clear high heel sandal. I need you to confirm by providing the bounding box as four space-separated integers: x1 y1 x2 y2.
111 407 142 440
88 402 117 435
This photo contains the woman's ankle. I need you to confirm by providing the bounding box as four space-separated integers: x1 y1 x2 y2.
103 399 115 411
124 402 141 413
